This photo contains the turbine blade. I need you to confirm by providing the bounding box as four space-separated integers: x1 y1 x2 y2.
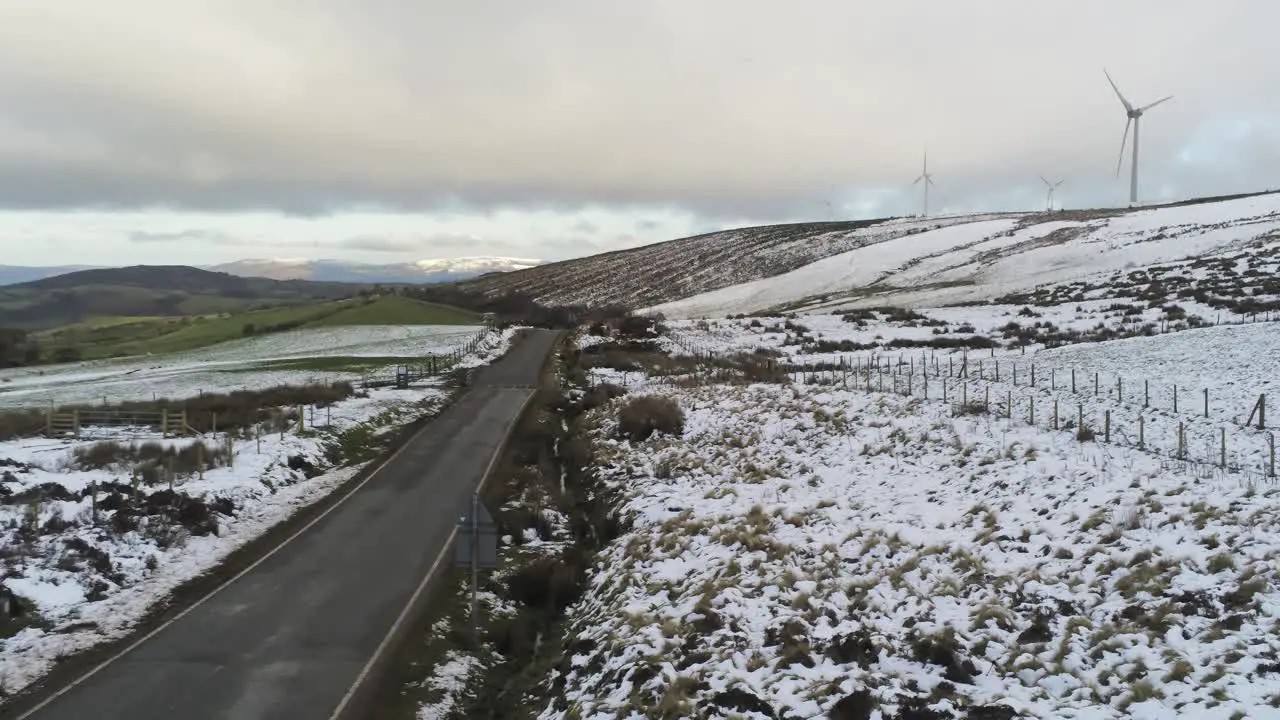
1040 175 1051 187
1104 68 1134 112
1115 118 1131 177
913 175 923 185
1140 95 1173 112
1054 180 1065 189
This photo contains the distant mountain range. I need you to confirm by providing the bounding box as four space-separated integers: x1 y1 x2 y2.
0 257 541 287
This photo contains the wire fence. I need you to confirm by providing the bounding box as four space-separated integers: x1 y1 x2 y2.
657 328 1277 481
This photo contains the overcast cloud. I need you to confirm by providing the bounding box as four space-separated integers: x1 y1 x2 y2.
0 1 1277 265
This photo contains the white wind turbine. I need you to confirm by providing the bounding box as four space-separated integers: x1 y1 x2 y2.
1105 69 1172 206
1040 176 1064 211
913 152 935 217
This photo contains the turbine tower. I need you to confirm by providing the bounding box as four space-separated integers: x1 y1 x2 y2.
1040 176 1064 211
913 152 935 217
1105 69 1172 206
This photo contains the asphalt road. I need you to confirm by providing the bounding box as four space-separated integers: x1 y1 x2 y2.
12 329 560 720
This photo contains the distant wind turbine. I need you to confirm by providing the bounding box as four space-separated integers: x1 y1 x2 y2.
912 152 935 217
1040 176 1065 211
1105 69 1172 206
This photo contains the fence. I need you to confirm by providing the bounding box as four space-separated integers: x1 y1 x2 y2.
789 356 1275 480
657 330 1277 480
45 408 190 439
360 326 492 389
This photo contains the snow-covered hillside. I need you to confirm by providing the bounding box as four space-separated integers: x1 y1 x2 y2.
460 214 1013 308
649 192 1280 318
546 314 1280 719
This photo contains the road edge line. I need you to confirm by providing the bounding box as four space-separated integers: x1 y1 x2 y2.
326 386 540 720
10 396 469 720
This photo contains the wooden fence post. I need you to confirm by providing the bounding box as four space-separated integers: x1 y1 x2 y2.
1178 422 1185 460
1078 404 1083 438
1071 368 1076 393
985 386 990 413
1029 396 1035 425
995 360 999 381
1203 389 1209 418
1139 415 1145 449
1054 397 1059 430
1117 378 1122 403
1270 433 1276 478
1094 372 1099 397
1012 363 1017 386
1262 395 1267 431
1173 386 1178 413
1006 391 1012 419
1144 379 1149 408
1104 410 1111 443
1031 364 1036 388
1220 427 1226 469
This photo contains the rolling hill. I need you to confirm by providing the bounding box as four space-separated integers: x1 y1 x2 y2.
653 192 1280 316
27 294 480 362
0 257 543 288
208 256 541 284
0 265 361 330
453 191 1280 318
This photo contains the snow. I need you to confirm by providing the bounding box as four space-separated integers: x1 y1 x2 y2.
649 193 1280 317
416 652 482 720
0 325 484 409
540 321 1280 719
647 218 1022 317
0 326 520 698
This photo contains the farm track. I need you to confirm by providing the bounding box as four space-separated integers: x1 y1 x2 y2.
0 329 561 720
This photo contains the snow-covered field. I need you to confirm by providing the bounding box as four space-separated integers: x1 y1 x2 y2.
0 324 483 409
0 327 518 698
665 308 1280 471
543 318 1280 719
649 193 1280 317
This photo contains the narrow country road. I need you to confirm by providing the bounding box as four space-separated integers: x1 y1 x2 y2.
6 329 560 720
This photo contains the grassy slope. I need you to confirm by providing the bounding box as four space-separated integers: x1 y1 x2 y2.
39 295 479 362
306 295 480 327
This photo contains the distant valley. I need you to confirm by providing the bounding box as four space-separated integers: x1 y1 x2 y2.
0 256 541 288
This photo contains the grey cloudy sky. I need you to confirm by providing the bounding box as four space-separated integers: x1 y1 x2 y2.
1 0 1277 266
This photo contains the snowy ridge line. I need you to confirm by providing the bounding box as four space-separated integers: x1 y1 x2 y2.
649 193 1280 317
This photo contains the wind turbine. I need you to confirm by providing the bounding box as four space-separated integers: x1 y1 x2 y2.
1040 176 1065 211
1105 69 1172 206
913 152 935 217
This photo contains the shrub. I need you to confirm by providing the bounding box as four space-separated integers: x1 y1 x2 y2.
617 396 685 442
506 556 583 613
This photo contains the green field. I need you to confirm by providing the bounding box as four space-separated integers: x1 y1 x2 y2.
306 295 479 327
38 295 481 362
